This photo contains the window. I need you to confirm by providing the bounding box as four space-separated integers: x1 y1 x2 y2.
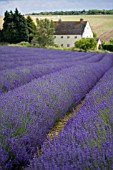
75 36 77 39
61 36 63 38
67 36 70 39
61 44 63 47
67 44 70 47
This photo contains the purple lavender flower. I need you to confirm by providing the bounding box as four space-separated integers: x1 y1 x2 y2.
29 67 113 170
0 46 113 169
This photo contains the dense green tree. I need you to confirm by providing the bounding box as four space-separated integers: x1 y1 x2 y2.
103 38 113 52
32 9 113 15
75 38 97 51
26 15 36 42
31 18 55 47
3 10 15 43
0 29 4 42
2 8 28 43
13 8 29 43
93 32 97 38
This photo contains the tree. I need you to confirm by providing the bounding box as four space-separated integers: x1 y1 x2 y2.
31 18 55 47
26 15 36 42
93 32 97 38
0 29 4 42
2 8 28 43
3 10 15 43
75 38 97 51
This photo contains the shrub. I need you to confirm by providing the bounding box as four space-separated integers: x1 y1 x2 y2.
75 38 97 51
103 44 113 52
17 41 31 46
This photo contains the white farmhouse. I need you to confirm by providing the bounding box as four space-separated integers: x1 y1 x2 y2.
54 19 93 47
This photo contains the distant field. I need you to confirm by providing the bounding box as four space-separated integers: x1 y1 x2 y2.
0 15 113 41
28 15 113 41
0 16 3 29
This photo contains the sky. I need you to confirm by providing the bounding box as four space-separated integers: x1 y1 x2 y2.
0 0 113 16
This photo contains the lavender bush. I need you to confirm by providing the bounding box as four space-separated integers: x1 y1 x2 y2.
0 46 99 94
0 46 105 71
30 66 113 170
0 46 106 94
0 46 92 71
0 62 75 93
0 53 113 169
0 46 113 169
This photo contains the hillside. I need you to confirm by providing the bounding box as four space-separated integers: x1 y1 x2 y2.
0 15 113 41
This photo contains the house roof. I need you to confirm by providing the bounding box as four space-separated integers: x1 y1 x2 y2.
54 20 88 35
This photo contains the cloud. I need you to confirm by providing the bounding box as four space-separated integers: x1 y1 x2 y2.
0 0 21 2
0 0 113 15
0 0 14 1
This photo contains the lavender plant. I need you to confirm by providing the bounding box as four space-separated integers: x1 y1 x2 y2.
0 46 102 71
0 46 106 94
0 46 113 169
30 66 113 170
0 62 76 93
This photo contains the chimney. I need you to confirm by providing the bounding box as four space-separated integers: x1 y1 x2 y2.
80 18 84 22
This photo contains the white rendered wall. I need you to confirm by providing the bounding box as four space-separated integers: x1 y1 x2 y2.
82 22 93 38
54 35 82 47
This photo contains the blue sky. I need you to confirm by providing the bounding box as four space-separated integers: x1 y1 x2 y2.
0 0 113 16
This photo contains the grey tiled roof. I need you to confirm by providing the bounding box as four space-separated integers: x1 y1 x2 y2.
54 20 87 35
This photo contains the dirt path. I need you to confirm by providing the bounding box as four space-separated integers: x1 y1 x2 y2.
47 100 84 140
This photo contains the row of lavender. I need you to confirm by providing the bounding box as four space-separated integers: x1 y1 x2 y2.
0 46 105 72
0 54 105 94
0 46 92 71
30 65 113 170
0 55 113 169
0 62 80 93
0 46 105 94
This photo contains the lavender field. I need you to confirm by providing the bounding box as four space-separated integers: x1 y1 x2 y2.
0 46 113 170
